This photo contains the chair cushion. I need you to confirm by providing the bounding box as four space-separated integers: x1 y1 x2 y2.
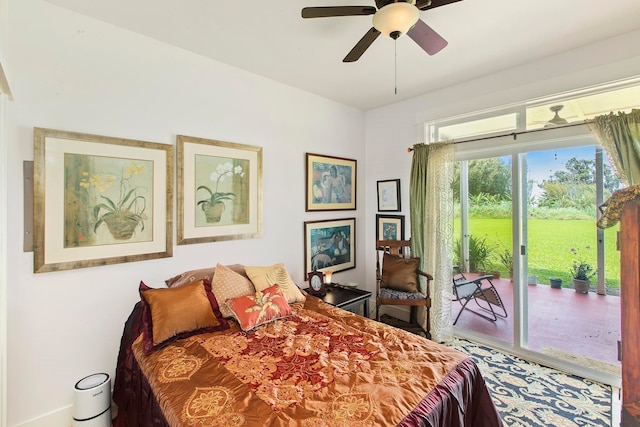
380 253 420 293
379 287 426 300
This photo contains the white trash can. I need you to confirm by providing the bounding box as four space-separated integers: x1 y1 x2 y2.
72 373 112 427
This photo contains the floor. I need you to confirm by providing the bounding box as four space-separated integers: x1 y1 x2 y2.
452 275 621 367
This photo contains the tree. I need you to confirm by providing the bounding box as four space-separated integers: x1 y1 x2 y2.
453 158 511 201
538 157 621 209
543 157 620 192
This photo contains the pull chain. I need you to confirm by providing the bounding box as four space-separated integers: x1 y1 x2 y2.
394 39 398 95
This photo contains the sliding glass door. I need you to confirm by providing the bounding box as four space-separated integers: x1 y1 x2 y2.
453 142 621 383
522 146 621 370
453 156 513 346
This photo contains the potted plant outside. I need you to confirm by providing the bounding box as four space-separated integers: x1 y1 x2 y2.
467 235 493 273
570 247 597 293
497 249 514 281
549 278 563 289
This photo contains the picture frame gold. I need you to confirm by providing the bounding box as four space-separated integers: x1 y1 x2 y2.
305 153 356 211
33 127 173 273
177 135 263 245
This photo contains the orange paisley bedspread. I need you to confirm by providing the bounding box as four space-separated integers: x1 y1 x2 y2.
132 295 469 427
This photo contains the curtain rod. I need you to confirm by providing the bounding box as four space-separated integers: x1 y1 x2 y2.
407 121 587 152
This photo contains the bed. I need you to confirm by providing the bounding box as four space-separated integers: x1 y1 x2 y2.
112 264 503 427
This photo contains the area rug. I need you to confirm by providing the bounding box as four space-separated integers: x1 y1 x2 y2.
379 315 613 427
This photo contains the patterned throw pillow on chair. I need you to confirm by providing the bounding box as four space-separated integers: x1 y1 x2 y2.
380 252 420 293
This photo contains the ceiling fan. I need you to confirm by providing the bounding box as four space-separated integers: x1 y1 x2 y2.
301 0 462 62
543 105 569 127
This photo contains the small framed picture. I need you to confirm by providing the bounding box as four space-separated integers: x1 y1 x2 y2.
376 214 405 241
307 271 327 297
377 179 400 212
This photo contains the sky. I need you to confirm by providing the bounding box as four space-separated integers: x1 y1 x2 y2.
518 146 599 199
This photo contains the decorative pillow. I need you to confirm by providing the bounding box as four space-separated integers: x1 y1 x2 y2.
165 264 247 288
225 284 292 331
380 252 420 293
211 263 256 318
244 263 306 304
139 280 229 354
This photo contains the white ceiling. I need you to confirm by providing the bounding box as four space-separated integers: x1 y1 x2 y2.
45 0 640 111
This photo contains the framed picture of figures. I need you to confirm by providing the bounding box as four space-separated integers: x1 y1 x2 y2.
376 214 405 241
305 153 356 211
177 135 263 245
33 127 173 273
304 218 355 275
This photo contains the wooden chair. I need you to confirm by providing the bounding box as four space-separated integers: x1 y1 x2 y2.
375 239 432 339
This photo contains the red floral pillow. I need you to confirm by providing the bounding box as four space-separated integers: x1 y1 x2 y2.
225 285 293 331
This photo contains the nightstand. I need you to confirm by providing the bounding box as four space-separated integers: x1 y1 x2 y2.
307 284 372 317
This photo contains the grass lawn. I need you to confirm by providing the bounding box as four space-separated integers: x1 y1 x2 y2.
457 217 621 290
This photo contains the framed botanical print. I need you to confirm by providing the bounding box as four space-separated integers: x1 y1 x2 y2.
304 218 355 274
177 135 263 245
376 214 405 241
306 153 356 211
33 128 173 273
377 179 401 212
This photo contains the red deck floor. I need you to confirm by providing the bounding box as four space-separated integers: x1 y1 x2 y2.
452 276 621 366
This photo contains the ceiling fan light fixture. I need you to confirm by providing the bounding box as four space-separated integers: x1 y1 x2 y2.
372 1 420 39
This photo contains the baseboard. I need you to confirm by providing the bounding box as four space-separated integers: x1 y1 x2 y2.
379 305 410 322
15 405 72 427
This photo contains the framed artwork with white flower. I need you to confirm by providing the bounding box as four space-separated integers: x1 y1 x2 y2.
177 135 263 245
33 128 173 273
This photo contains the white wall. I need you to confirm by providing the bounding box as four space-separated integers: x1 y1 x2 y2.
6 1 365 425
363 29 640 317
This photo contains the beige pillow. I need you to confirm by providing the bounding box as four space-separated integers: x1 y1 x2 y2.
211 263 256 318
245 263 306 304
380 253 420 293
165 264 247 287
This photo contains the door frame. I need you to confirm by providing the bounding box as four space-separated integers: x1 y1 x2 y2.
451 124 621 387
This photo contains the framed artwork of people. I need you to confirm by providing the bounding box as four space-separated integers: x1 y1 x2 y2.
305 153 356 211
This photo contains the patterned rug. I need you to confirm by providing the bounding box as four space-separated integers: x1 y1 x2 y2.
379 315 613 427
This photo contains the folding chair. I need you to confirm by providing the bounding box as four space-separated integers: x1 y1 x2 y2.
452 271 507 325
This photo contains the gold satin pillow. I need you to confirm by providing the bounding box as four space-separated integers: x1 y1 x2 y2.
245 263 306 304
380 253 420 293
141 280 222 347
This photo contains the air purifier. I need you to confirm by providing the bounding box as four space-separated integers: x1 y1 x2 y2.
72 373 112 427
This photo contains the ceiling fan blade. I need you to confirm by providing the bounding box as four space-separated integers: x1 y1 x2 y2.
343 28 381 62
416 0 463 11
302 6 376 18
407 19 448 55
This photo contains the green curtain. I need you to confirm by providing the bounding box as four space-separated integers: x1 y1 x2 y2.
410 142 454 342
410 143 428 262
588 109 640 185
